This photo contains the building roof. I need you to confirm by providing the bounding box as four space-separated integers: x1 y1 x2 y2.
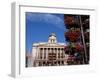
32 33 66 47
33 42 66 47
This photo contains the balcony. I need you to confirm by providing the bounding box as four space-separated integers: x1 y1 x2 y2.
64 46 70 54
64 43 84 55
64 31 81 42
64 16 74 25
84 31 89 42
64 16 80 29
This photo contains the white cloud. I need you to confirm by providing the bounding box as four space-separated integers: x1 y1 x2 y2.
26 13 65 30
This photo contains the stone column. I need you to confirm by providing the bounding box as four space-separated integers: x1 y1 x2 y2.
46 48 48 60
50 48 51 53
56 48 59 66
35 47 37 60
60 48 61 59
37 48 40 66
56 48 58 59
59 48 61 65
38 47 40 59
42 48 44 60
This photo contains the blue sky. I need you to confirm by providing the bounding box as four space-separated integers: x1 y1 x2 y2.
26 12 66 53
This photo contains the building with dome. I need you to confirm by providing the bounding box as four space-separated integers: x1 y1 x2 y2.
32 33 67 67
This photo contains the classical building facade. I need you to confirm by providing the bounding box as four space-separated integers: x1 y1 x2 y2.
32 33 68 67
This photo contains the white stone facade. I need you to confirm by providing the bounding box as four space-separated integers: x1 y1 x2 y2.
32 33 67 66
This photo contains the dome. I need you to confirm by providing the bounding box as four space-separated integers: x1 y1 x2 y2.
48 33 57 44
49 33 56 37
